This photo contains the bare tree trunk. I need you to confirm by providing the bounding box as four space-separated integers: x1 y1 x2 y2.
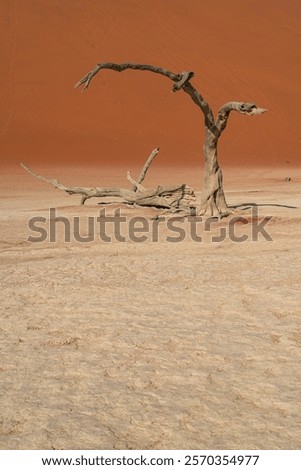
199 127 228 217
74 62 267 217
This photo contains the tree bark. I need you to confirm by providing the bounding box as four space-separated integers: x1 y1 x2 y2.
199 128 228 217
75 62 267 216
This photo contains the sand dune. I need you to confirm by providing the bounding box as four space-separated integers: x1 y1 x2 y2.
1 0 301 167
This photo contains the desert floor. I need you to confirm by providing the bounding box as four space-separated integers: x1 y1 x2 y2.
0 165 300 450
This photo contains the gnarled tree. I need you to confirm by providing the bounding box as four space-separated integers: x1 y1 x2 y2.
75 62 267 217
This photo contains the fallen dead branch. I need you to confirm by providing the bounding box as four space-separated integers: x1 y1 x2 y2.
21 148 196 213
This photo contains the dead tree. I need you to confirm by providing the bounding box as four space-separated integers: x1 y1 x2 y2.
21 148 196 212
75 63 267 217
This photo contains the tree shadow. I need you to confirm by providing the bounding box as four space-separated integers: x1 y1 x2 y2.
229 202 297 210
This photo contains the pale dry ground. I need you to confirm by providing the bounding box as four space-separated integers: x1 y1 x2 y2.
0 166 300 450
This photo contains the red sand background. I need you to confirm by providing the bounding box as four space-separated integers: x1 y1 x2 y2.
1 0 300 167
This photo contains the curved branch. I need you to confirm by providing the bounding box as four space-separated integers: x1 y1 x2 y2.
182 82 215 127
75 62 214 124
75 63 180 91
215 102 267 133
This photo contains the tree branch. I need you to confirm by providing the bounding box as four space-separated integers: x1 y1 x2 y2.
75 62 213 124
182 82 215 127
21 163 134 204
172 71 194 92
127 172 145 192
215 102 267 133
21 163 196 211
131 147 160 191
75 63 180 91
